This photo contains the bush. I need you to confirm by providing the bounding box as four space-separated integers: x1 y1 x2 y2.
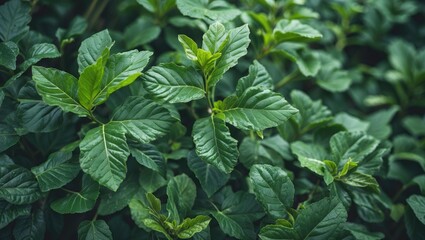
1 0 424 239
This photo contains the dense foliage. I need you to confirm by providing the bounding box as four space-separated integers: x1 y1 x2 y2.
1 0 424 239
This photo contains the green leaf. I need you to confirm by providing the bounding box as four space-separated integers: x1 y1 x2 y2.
0 123 19 152
166 174 196 223
176 0 241 22
20 43 61 71
13 209 45 240
78 47 110 110
0 200 31 229
222 87 298 131
316 53 351 92
129 143 166 176
352 191 385 223
344 223 385 240
143 63 205 103
32 66 88 116
403 116 425 136
192 116 238 173
178 34 199 61
0 41 19 70
143 219 172 240
51 174 99 214
207 24 250 87
97 174 139 216
139 168 167 193
239 137 273 168
274 44 321 77
77 29 113 73
202 22 228 54
405 205 425 239
124 17 161 49
388 39 415 81
211 190 264 240
129 198 151 231
31 151 80 192
112 96 175 144
17 82 64 133
291 141 328 176
259 223 297 240
55 16 87 41
78 220 112 240
137 0 176 15
236 60 274 96
187 151 229 197
273 19 322 43
0 164 41 204
0 0 31 42
407 195 425 225
177 215 211 239
339 172 380 193
249 164 294 219
146 192 161 213
295 197 347 239
79 123 130 191
289 90 332 133
334 113 370 132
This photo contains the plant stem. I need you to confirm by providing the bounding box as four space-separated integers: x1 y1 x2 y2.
275 69 300 90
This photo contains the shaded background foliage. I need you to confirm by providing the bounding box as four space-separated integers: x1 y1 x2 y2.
1 0 425 239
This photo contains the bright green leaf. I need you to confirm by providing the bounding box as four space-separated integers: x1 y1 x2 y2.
177 215 211 239
273 19 322 43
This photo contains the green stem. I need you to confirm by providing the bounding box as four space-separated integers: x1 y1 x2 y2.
88 111 103 125
275 69 300 89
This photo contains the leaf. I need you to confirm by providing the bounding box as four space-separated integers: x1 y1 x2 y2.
124 17 161 49
138 168 167 193
112 96 175 144
31 151 80 192
202 22 228 54
289 90 332 133
0 0 31 42
334 113 370 132
291 141 328 176
273 19 322 43
50 174 99 214
177 215 211 239
166 174 196 223
239 138 273 168
128 198 151 231
13 209 45 240
405 205 425 239
211 190 264 240
137 0 176 16
352 191 385 223
129 143 166 176
17 82 64 133
316 53 351 92
143 63 205 103
78 47 110 110
340 172 380 193
0 123 19 152
388 39 415 81
77 29 113 73
273 43 321 77
344 222 385 240
207 24 250 87
236 60 274 96
249 164 294 219
403 116 425 136
97 174 139 216
0 201 31 229
79 123 130 191
20 43 61 71
32 66 88 116
176 0 241 22
143 219 172 240
222 87 298 131
55 16 87 41
192 116 238 173
407 195 425 225
0 164 41 204
93 50 152 105
178 34 199 61
187 151 229 197
0 41 19 70
295 197 347 239
78 220 112 240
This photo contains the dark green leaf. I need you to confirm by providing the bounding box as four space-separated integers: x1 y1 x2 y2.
0 0 31 42
79 123 129 191
187 151 229 197
407 195 425 225
0 164 41 204
166 174 196 223
112 96 175 144
124 17 161 49
78 220 112 240
0 41 18 70
129 143 166 176
0 200 31 229
13 209 45 240
236 60 273 96
0 123 19 152
31 151 80 192
143 63 205 103
50 174 99 214
249 164 294 219
222 87 298 131
192 116 238 173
